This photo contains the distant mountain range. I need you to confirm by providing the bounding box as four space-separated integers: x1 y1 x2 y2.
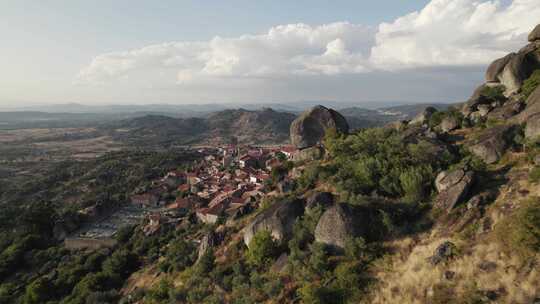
0 101 455 115
100 103 455 146
0 103 455 142
104 108 296 146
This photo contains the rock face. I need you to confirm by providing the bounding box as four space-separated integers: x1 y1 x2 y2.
440 116 459 133
499 52 540 94
290 105 349 149
480 24 540 96
529 24 540 42
470 125 514 164
435 169 467 193
525 113 540 139
435 169 474 211
314 204 369 252
291 146 325 162
410 107 437 125
486 98 524 121
305 192 334 210
243 199 304 247
430 241 457 265
198 230 224 261
515 86 540 124
485 53 515 83
461 84 507 118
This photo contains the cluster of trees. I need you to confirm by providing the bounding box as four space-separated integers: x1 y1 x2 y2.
323 127 454 204
0 150 203 303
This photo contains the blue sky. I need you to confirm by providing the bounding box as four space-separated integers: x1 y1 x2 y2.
0 0 537 106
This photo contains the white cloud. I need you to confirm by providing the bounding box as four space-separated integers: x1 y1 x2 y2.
371 0 540 69
77 0 540 86
77 22 375 85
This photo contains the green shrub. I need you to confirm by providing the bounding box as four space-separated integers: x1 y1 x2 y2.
298 282 342 304
399 165 433 203
307 242 330 276
522 69 540 99
480 85 505 100
529 166 540 183
495 198 540 257
23 278 54 304
102 249 140 279
428 111 445 128
322 127 453 199
246 231 279 267
195 249 215 275
344 237 368 261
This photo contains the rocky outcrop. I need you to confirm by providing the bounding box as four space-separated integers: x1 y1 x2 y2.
477 104 492 117
469 125 514 164
485 53 515 83
401 126 451 159
305 191 333 210
290 105 349 149
410 107 437 125
291 146 324 162
440 116 459 133
529 24 540 42
461 84 505 118
435 169 474 211
198 230 224 261
486 98 524 121
435 169 467 193
525 113 540 140
243 199 304 247
314 204 369 252
271 253 289 274
430 241 457 265
479 24 540 96
515 86 540 124
385 120 409 131
498 52 540 94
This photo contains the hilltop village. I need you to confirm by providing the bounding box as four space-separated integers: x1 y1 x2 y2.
128 144 299 235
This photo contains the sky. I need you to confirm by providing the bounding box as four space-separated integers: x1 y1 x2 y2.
0 0 539 107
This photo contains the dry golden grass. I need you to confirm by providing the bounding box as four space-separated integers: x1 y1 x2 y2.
369 235 539 304
367 161 540 303
120 264 163 296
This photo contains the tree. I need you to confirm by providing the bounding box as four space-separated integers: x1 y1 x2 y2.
195 249 215 275
102 249 140 279
23 278 53 304
246 231 279 267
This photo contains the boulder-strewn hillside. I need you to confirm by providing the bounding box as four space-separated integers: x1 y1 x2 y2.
2 24 540 304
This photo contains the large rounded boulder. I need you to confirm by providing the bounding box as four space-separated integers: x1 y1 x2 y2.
469 125 515 164
290 105 349 149
243 198 304 247
410 106 437 125
485 53 515 83
435 169 474 212
499 52 540 94
314 204 370 252
528 24 540 42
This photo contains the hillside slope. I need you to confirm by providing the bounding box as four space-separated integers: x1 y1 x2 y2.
106 108 296 146
112 24 540 304
1 24 540 304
